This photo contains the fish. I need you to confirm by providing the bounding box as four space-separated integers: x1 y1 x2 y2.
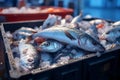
32 26 105 52
71 12 83 24
76 21 92 31
38 40 64 53
41 14 61 30
18 39 40 71
101 27 120 44
89 19 105 25
112 21 120 27
85 25 99 41
13 27 36 40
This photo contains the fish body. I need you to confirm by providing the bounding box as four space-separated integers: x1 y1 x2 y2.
76 21 92 31
41 14 61 29
13 27 36 40
103 27 120 43
89 19 104 25
38 40 64 53
71 13 82 24
85 25 99 41
18 40 40 71
33 27 105 52
112 21 120 27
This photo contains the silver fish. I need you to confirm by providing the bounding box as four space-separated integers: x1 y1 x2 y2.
13 27 36 40
89 19 104 25
112 21 120 27
85 25 99 41
41 14 61 30
71 12 82 24
38 40 64 53
18 39 40 71
76 21 92 31
102 27 120 43
33 27 105 52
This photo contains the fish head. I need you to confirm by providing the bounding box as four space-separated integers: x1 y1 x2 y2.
20 46 39 70
42 14 57 29
101 29 119 43
80 34 105 52
38 40 63 52
88 37 105 52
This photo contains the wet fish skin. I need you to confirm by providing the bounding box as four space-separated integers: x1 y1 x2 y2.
41 14 61 30
112 21 120 27
78 33 105 52
13 27 36 40
38 40 64 53
85 25 99 41
19 39 40 71
71 13 83 24
103 27 120 43
33 27 105 52
76 21 92 31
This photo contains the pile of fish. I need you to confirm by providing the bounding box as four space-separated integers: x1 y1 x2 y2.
6 13 120 72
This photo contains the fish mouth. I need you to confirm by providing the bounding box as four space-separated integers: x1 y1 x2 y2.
26 63 35 70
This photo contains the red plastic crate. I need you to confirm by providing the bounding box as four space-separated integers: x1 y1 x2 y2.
0 6 73 22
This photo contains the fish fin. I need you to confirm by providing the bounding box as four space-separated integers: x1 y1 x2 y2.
64 31 76 40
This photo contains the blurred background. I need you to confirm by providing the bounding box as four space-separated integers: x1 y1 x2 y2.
0 0 120 21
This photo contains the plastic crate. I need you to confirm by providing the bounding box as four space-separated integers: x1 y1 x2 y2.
115 52 120 80
82 49 120 80
0 7 73 22
0 19 119 80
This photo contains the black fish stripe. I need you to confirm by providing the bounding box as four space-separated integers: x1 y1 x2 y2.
78 38 80 46
64 31 76 40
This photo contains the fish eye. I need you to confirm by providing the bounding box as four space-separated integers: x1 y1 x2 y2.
92 41 97 45
47 23 50 26
44 42 50 46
